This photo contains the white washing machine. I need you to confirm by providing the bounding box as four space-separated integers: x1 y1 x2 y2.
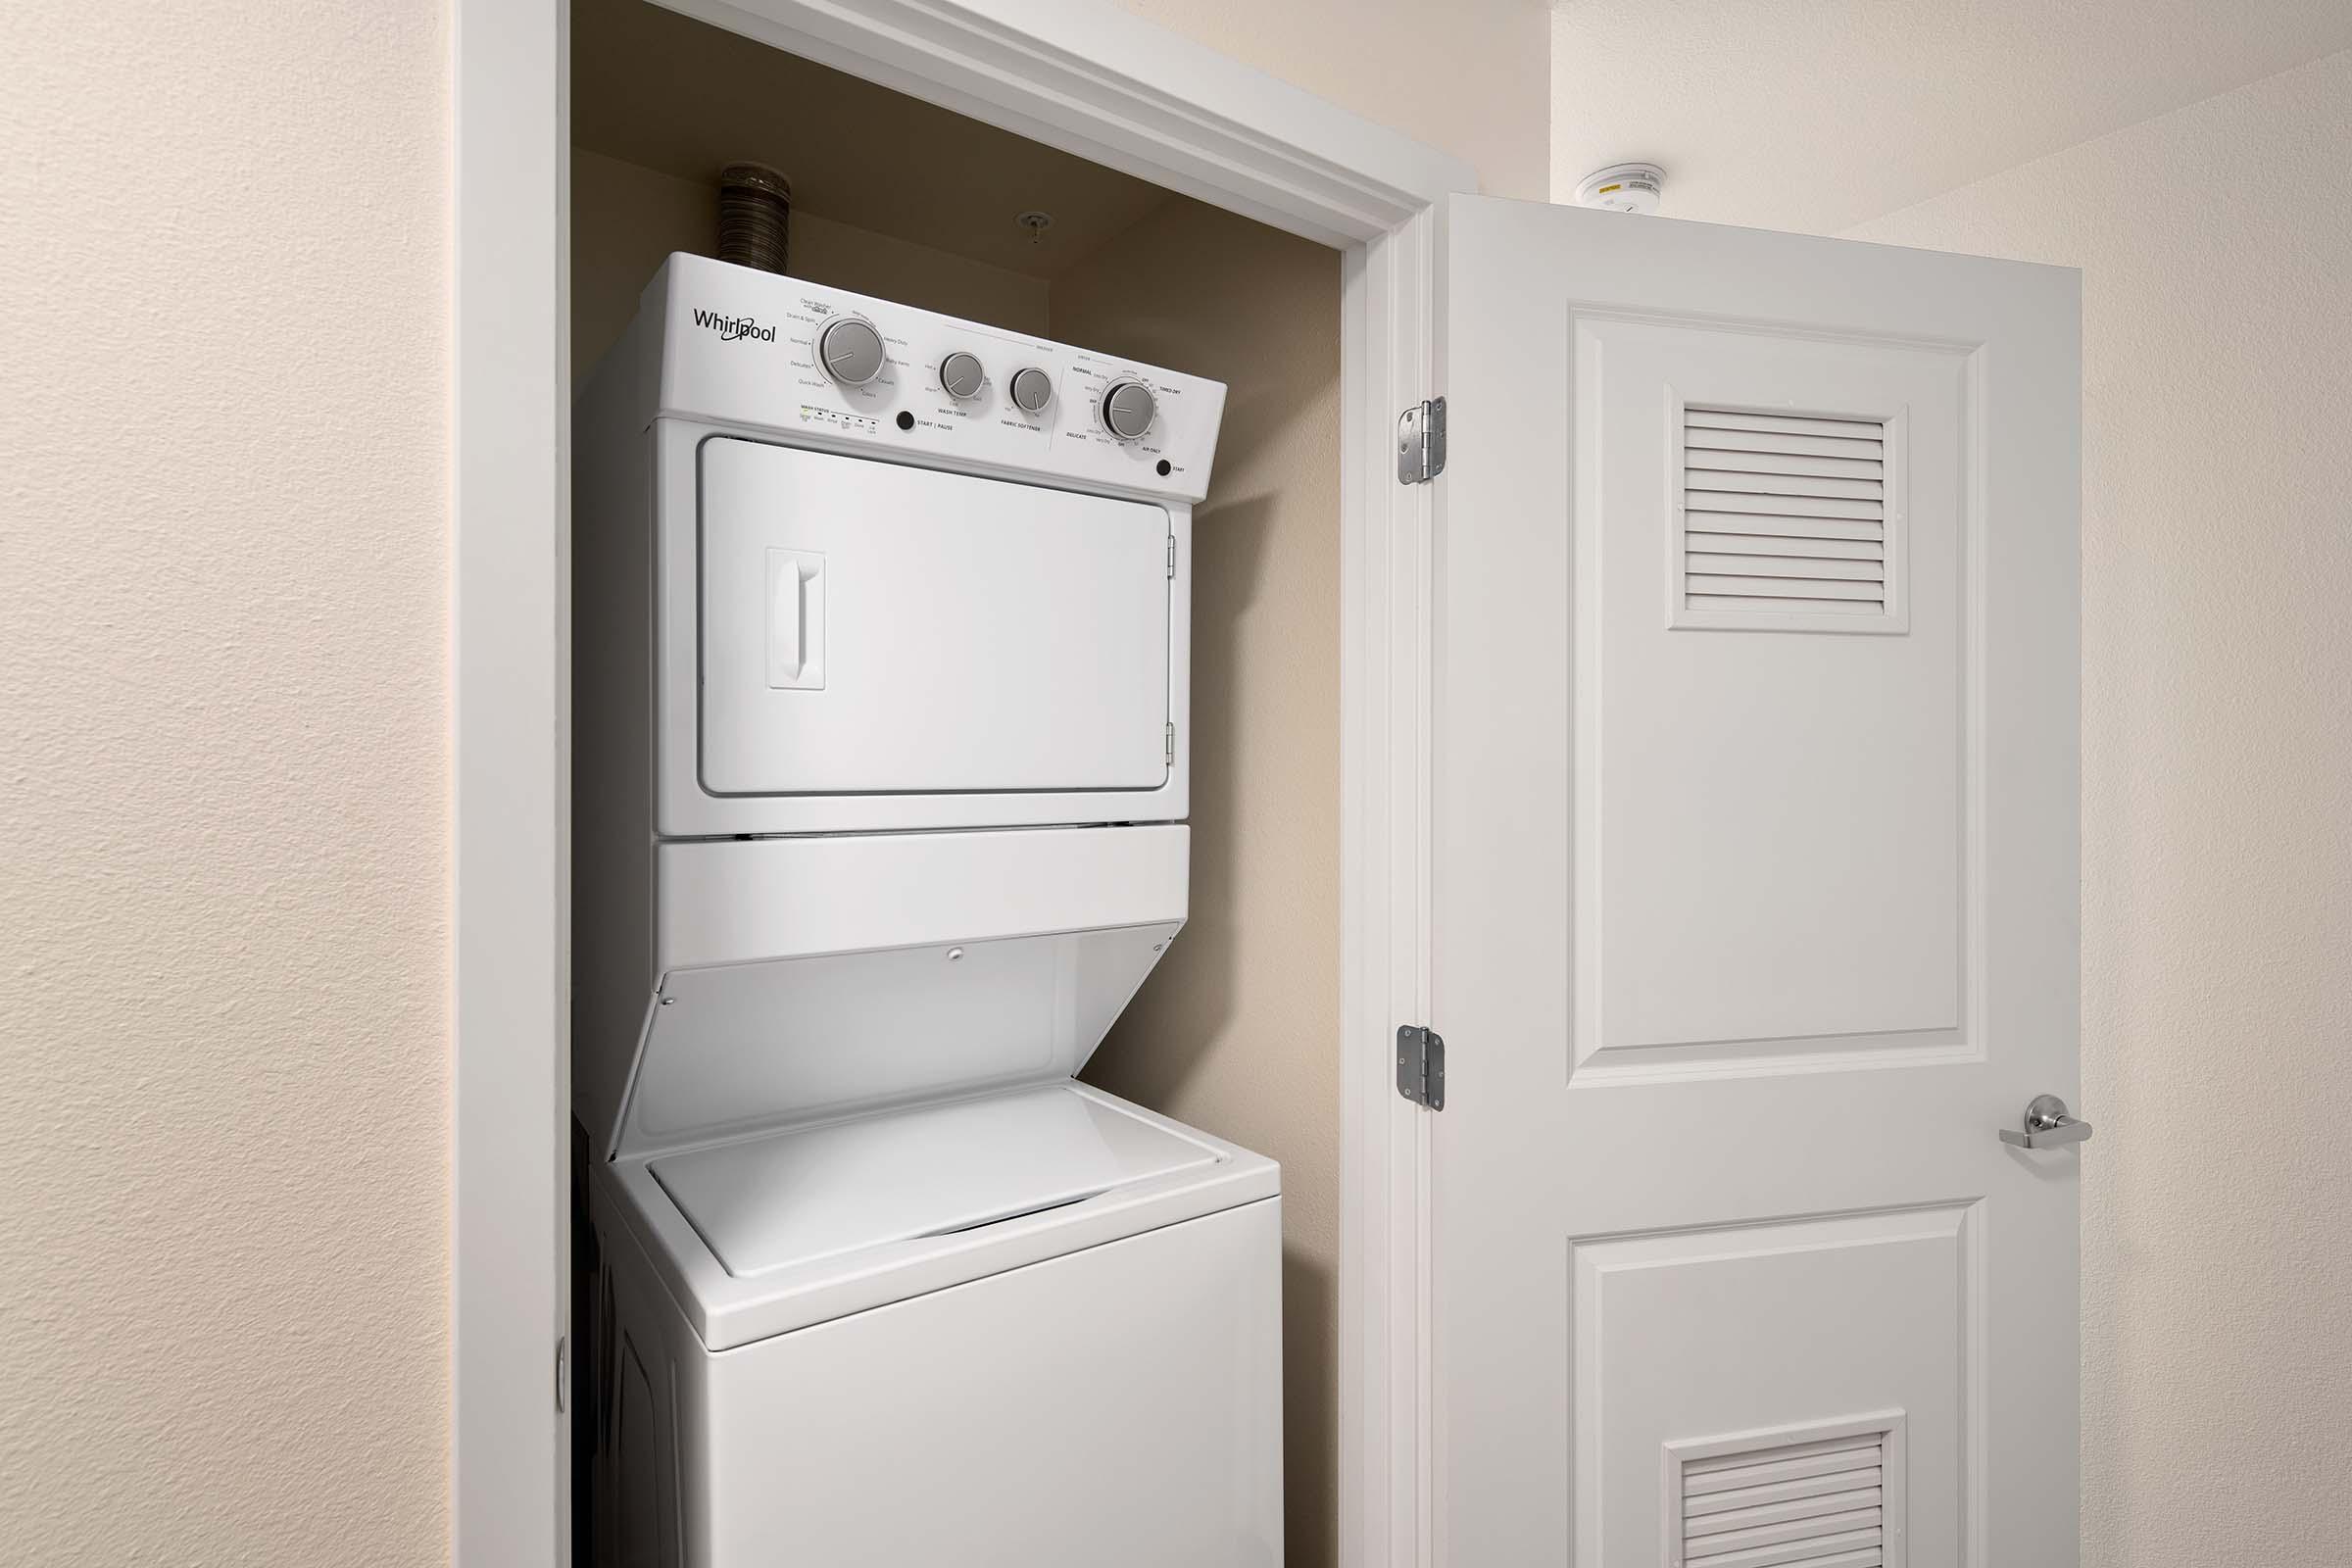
572 255 1282 1566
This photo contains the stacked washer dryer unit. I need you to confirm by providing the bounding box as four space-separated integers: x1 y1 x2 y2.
572 252 1282 1567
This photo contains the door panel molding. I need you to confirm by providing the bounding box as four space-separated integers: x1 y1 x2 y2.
1568 311 1988 1085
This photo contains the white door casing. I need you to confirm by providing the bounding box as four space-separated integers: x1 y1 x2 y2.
1430 198 2079 1566
460 1 1468 1561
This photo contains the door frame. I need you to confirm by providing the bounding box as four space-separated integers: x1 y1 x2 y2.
451 3 1470 1564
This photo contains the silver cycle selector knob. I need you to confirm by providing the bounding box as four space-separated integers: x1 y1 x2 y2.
817 317 887 387
1101 378 1157 440
939 350 985 401
1008 366 1054 415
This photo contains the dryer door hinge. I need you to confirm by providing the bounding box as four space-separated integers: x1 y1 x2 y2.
1165 722 1177 765
1396 1024 1446 1109
1167 535 1178 577
1396 397 1446 484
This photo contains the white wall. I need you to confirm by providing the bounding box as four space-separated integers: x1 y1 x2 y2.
1544 0 2352 234
1847 50 2352 1563
0 1 450 1563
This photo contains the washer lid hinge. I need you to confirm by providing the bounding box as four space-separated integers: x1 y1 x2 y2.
1396 1024 1446 1109
1167 535 1178 576
1396 397 1446 484
1165 722 1177 765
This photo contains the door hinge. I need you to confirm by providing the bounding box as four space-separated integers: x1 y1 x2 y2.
1167 535 1178 577
1396 1024 1446 1109
1396 397 1446 484
555 1335 568 1413
1165 722 1177 764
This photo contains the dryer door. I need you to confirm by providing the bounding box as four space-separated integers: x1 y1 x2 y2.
699 439 1173 796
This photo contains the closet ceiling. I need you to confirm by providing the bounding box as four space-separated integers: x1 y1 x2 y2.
574 0 1178 279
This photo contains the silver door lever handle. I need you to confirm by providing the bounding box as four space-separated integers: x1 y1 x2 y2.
2000 1094 2092 1150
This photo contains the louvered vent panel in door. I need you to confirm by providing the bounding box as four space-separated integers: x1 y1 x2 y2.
1681 408 1891 623
1671 1423 1901 1568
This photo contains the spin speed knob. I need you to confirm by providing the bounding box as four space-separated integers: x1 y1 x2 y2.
939 350 985 401
1100 378 1157 440
817 317 887 386
1008 366 1054 415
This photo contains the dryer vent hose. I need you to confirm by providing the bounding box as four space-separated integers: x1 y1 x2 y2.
716 163 792 274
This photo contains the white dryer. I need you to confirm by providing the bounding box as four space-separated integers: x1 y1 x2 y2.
572 255 1282 1567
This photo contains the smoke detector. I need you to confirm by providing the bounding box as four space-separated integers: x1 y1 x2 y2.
1574 163 1665 215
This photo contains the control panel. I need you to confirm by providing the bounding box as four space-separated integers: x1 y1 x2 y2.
642 252 1225 503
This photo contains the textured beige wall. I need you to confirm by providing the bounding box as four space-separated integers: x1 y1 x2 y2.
572 148 1052 381
1056 201 1344 1566
0 0 1544 1557
1847 50 2352 1564
0 2 452 1565
1112 0 1550 198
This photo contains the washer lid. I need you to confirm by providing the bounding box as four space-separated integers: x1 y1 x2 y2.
649 1083 1221 1280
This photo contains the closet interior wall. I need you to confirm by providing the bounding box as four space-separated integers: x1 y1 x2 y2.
568 6 1345 1559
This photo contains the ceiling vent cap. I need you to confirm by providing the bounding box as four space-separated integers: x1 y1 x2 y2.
1574 162 1665 214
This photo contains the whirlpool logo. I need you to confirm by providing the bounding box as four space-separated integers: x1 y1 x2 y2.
692 308 776 344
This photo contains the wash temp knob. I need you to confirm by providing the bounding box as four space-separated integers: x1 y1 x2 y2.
818 317 887 386
1008 366 1054 414
1101 378 1156 440
940 351 985 401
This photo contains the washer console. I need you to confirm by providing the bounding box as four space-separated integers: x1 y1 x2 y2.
625 252 1226 503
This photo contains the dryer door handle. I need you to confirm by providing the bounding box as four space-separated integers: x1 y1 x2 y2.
767 550 824 688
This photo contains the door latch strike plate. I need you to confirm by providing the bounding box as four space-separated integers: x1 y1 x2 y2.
1396 1024 1446 1110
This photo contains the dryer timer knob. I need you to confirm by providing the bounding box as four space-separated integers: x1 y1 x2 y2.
817 317 887 387
1101 378 1157 441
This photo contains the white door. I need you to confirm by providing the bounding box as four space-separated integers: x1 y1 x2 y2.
699 439 1174 796
1429 198 2080 1567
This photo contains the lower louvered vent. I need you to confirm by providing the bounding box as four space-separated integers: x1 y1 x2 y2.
1669 1415 1904 1568
1681 407 1893 625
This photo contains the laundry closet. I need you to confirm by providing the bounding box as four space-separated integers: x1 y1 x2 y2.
566 2 1343 1563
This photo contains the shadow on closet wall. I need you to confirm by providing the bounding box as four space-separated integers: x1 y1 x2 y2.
1063 198 1345 1568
